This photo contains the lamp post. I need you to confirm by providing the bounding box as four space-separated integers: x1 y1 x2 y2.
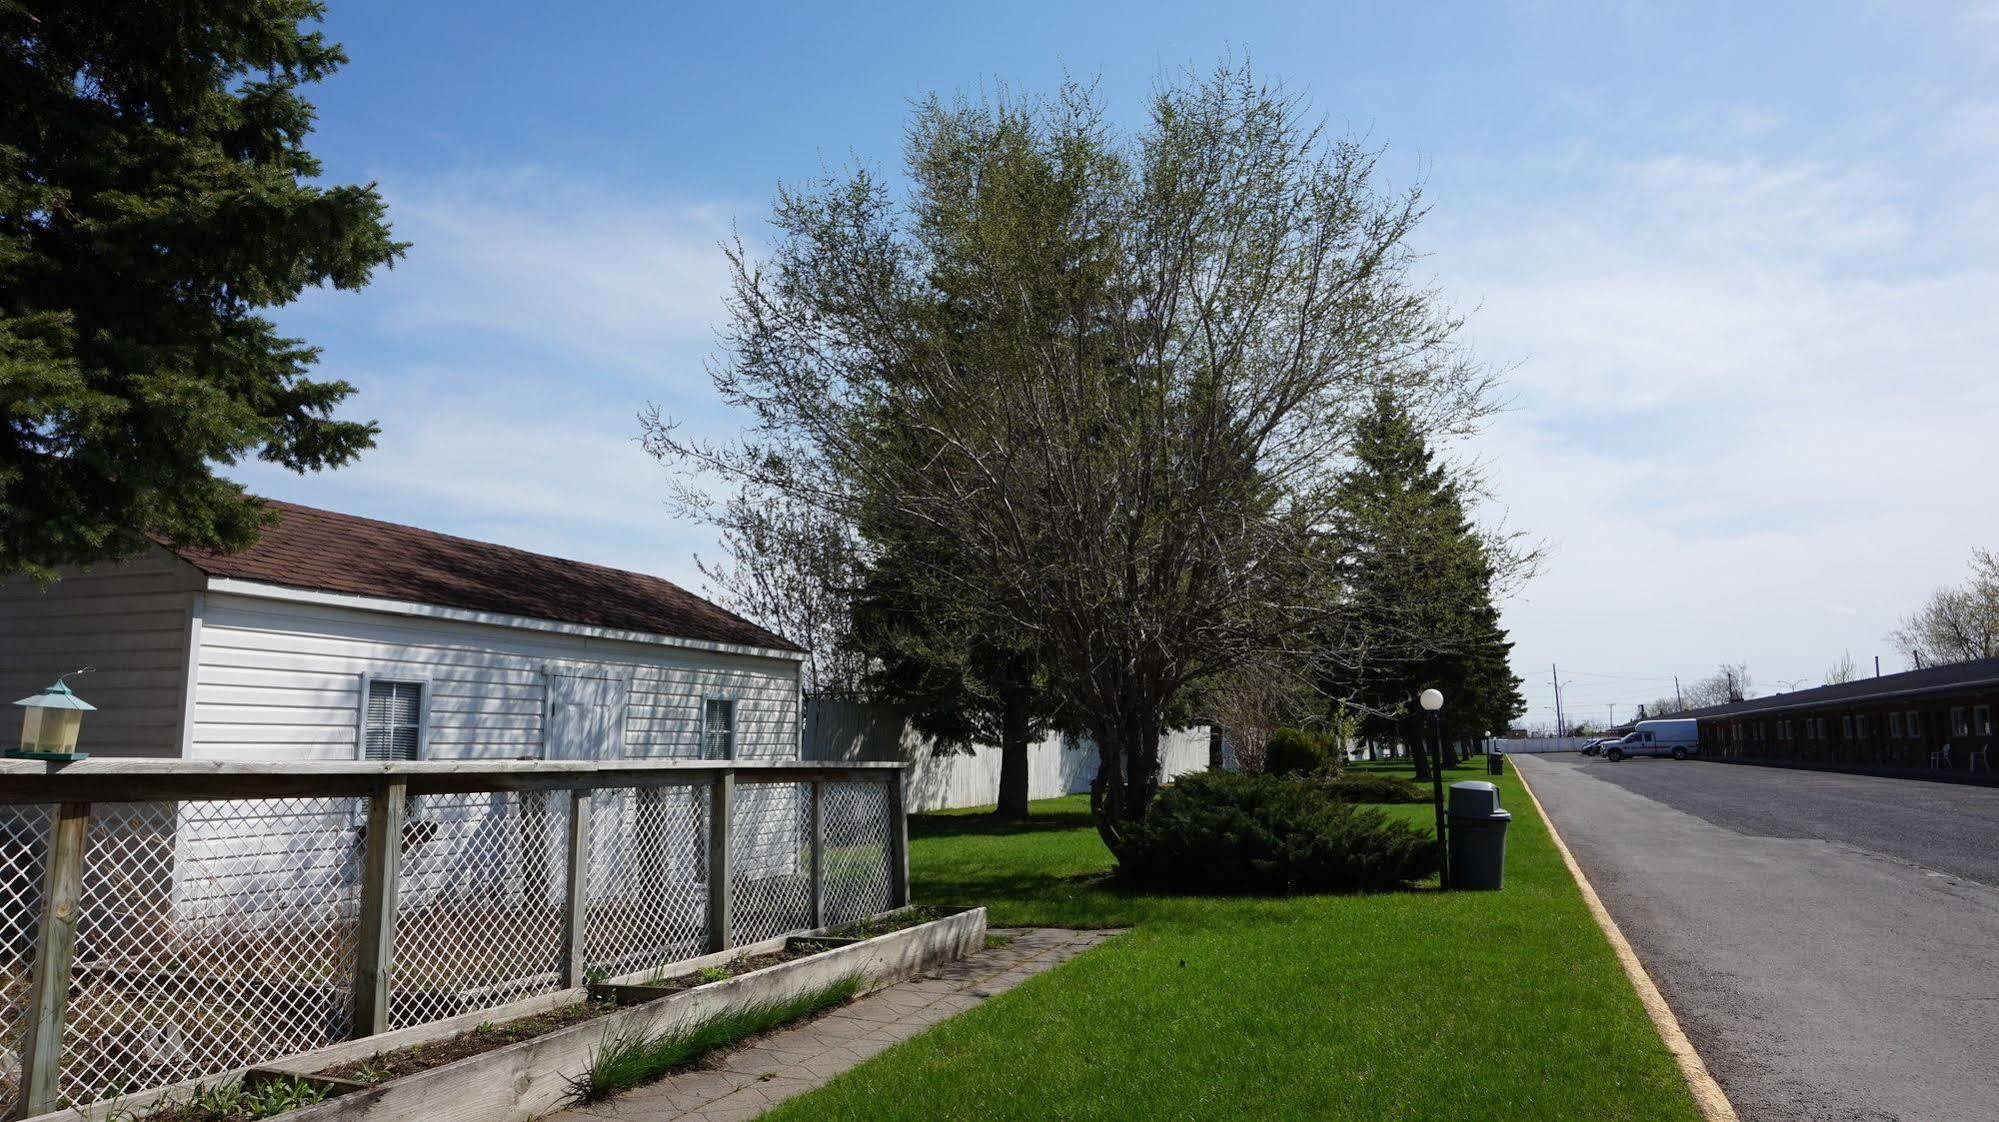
1420 688 1449 889
8 676 95 761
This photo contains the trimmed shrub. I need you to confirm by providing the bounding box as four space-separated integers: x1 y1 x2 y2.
1119 772 1438 893
1266 726 1340 777
1316 773 1430 804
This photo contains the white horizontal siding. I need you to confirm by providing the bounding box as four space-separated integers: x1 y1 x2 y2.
0 549 199 759
176 590 802 936
189 591 801 762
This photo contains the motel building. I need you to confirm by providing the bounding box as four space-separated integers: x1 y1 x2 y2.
1682 655 1999 776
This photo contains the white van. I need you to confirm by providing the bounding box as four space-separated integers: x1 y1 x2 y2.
1602 719 1700 762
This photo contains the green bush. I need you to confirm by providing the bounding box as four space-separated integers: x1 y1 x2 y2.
1265 727 1341 777
1119 772 1438 893
1316 773 1430 804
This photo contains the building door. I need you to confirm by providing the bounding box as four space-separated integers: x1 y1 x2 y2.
540 671 629 907
546 672 627 763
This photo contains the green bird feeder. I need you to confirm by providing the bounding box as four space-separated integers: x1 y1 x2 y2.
8 677 95 761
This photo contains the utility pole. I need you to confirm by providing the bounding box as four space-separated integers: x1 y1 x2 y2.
1609 703 1617 727
1875 655 1881 678
1674 675 1683 711
1552 663 1564 735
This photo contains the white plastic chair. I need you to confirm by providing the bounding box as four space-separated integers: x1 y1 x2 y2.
1930 743 1953 771
1970 744 1992 775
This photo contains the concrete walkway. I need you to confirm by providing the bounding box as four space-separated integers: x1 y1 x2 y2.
554 927 1119 1122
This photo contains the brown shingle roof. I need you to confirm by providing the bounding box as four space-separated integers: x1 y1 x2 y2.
165 500 801 654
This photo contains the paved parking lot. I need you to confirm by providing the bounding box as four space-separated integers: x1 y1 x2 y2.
1518 753 1999 1122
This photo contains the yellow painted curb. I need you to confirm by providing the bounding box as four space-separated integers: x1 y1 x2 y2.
1513 763 1740 1122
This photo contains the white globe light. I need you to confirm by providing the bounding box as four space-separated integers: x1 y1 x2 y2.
1419 688 1444 711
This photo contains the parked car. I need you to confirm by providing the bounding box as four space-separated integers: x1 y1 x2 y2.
1602 719 1700 762
1581 737 1610 757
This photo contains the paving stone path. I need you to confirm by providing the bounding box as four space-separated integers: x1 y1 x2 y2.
553 927 1120 1122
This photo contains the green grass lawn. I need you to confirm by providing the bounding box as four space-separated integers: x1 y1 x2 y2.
765 758 1700 1122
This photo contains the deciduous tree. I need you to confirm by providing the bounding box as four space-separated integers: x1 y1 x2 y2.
1890 550 1999 668
648 65 1498 853
694 490 869 698
1683 663 1753 708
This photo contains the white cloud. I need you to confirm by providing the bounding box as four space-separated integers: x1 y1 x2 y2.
240 170 750 590
1440 142 1999 726
374 170 748 373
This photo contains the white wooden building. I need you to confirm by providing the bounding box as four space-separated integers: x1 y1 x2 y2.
0 500 806 766
0 501 809 923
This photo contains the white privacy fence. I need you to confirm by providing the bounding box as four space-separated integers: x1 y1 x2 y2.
1494 737 1599 754
0 758 905 1119
804 698 1211 811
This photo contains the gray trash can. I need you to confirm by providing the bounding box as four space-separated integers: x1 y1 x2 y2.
1487 751 1506 776
1448 780 1511 890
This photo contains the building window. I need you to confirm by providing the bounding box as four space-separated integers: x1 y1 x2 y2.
702 697 736 759
1906 710 1921 738
1952 707 1971 738
361 678 426 761
1978 706 1994 737
1890 712 1904 739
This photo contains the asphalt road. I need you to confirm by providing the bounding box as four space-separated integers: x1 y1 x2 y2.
1516 753 1999 1122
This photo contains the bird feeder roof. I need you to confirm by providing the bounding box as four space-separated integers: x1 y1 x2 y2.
14 679 95 711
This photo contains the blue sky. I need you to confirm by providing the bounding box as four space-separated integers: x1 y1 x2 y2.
235 1 1999 728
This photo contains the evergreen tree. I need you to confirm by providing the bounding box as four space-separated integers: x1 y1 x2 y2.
1321 391 1524 777
2 2 404 579
848 529 1063 820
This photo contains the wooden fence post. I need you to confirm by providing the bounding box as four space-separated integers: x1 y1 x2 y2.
353 779 407 1037
706 771 733 953
560 789 592 988
888 768 910 908
11 801 90 1121
808 781 824 929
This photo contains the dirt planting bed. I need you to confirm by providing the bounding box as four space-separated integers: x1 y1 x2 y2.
320 999 619 1085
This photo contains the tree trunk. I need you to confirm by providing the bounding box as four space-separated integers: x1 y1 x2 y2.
1090 734 1125 854
1087 704 1163 857
1410 718 1432 781
1123 712 1162 825
995 687 1032 820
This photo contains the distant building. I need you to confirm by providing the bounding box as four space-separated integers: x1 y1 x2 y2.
1680 656 1999 776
